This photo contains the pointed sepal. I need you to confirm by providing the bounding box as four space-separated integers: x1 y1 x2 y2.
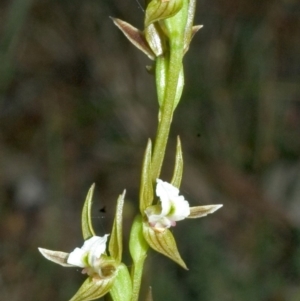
171 136 183 188
184 25 203 54
111 18 155 60
38 248 73 267
188 205 223 219
69 275 116 301
82 184 96 240
139 139 154 214
142 222 188 269
109 191 126 263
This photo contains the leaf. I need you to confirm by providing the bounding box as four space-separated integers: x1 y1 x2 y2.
145 0 183 27
143 223 187 269
110 263 132 301
109 191 126 263
187 205 223 219
69 276 115 301
171 136 183 188
82 184 96 240
111 18 155 60
139 140 154 214
38 248 73 267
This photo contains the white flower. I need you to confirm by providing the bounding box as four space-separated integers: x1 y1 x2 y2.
67 235 109 276
145 179 190 232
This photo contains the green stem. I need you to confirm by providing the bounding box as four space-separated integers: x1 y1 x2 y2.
151 49 183 180
131 256 147 301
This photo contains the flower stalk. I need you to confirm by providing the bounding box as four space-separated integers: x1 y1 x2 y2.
38 1 223 300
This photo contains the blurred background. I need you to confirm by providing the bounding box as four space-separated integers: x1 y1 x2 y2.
1 0 300 300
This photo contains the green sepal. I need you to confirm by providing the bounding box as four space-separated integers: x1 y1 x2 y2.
142 222 187 269
129 215 149 264
155 55 168 108
171 136 183 188
139 139 154 214
82 184 96 240
110 263 132 301
144 23 166 57
69 276 115 301
145 0 183 28
109 191 125 263
173 64 184 110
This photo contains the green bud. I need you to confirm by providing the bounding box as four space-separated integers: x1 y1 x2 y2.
82 184 96 240
145 0 183 28
129 215 149 264
163 0 188 48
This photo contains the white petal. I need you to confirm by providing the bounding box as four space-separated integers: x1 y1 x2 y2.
156 179 177 215
67 247 86 267
169 198 190 221
87 235 109 266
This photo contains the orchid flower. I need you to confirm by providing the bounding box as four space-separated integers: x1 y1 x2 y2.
145 179 190 231
38 186 132 301
39 235 112 281
145 179 222 232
